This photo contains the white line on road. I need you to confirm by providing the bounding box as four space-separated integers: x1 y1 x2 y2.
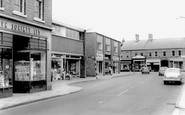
116 89 128 96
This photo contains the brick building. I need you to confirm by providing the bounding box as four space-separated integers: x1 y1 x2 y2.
121 34 185 72
0 0 52 98
85 32 121 76
51 20 86 80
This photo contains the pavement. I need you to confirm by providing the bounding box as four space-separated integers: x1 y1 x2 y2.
0 72 133 110
173 72 185 115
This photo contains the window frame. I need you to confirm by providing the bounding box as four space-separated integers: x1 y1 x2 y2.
12 0 27 18
178 50 181 56
172 50 175 56
163 51 166 56
34 0 45 23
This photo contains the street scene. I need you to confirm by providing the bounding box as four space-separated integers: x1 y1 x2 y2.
0 73 184 115
1 0 185 115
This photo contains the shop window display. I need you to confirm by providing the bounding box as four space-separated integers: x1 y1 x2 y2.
13 35 47 93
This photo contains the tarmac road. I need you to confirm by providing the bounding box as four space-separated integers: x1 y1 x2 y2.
0 72 183 115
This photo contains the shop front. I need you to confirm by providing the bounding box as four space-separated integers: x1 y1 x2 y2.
112 56 119 73
104 54 111 75
121 60 131 72
169 57 183 69
51 54 82 80
146 58 160 71
132 55 146 72
0 18 51 98
96 53 103 75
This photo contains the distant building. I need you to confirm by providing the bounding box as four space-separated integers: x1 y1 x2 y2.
121 34 185 72
85 32 121 76
51 20 86 79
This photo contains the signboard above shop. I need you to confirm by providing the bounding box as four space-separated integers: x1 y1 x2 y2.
96 53 103 61
0 18 46 37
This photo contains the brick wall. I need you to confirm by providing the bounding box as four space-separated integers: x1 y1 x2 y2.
1 0 52 27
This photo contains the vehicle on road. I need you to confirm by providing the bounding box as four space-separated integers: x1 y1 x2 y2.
159 67 168 76
163 68 182 85
141 67 150 74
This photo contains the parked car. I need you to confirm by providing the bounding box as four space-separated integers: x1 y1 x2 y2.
141 67 150 74
163 68 182 85
159 67 168 76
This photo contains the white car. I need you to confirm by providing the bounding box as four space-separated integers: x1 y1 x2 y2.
163 68 182 85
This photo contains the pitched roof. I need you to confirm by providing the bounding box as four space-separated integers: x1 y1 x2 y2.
121 38 185 51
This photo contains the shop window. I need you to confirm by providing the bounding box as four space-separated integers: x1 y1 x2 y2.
0 48 13 88
34 0 44 22
13 0 27 17
179 50 181 56
13 35 47 93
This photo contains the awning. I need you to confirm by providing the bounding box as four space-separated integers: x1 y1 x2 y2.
132 55 145 59
169 57 183 62
146 59 160 63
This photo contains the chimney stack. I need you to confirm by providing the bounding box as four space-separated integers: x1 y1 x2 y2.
135 34 139 42
148 34 153 42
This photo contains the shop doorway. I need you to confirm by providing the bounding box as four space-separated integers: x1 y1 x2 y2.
96 61 103 75
161 60 168 67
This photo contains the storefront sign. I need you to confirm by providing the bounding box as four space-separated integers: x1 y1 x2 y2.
0 18 41 36
113 56 119 61
96 53 103 61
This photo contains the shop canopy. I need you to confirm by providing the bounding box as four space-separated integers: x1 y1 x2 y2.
132 55 145 59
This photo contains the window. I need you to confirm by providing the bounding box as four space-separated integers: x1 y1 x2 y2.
141 53 143 56
0 0 3 8
14 0 26 14
135 53 137 56
35 0 44 20
155 51 157 57
149 52 152 57
179 50 181 56
97 42 102 50
172 51 175 56
163 51 166 56
66 28 80 40
105 45 110 52
114 47 118 53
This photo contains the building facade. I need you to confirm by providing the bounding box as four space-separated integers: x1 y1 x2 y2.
85 32 121 77
121 34 185 72
51 20 85 80
0 0 52 98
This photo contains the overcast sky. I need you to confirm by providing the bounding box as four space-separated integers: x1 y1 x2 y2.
52 0 185 41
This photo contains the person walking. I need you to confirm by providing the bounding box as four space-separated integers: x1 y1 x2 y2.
109 66 112 76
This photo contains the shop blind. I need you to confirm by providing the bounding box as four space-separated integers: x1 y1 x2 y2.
30 38 46 50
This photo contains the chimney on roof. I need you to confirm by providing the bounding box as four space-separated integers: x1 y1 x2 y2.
135 34 139 42
148 34 153 42
121 38 125 46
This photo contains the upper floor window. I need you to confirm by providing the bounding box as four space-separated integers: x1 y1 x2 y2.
149 52 152 57
97 42 102 50
105 45 110 52
35 0 44 20
0 0 3 8
172 51 175 56
141 53 143 56
163 51 166 56
66 28 80 40
135 53 137 56
179 50 181 56
114 47 118 53
155 51 157 57
14 0 26 14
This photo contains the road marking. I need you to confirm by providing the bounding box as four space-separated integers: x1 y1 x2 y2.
99 101 104 104
116 89 128 96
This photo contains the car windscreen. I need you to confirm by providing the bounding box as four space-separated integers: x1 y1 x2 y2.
165 69 180 74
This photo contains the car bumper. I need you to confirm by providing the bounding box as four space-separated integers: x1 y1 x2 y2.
163 78 182 82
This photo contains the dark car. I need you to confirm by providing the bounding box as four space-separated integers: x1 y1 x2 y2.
141 67 150 74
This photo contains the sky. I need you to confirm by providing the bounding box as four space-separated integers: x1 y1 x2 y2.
52 0 185 42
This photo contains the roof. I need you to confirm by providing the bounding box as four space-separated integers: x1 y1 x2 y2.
121 38 185 51
52 19 85 32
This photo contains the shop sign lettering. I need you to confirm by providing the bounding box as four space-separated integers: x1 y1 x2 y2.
0 19 41 36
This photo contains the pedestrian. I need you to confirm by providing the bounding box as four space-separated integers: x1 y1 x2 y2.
109 66 112 75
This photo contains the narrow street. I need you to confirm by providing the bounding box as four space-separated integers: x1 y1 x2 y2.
0 73 183 115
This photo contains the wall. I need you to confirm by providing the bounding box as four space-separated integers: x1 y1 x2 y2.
85 33 96 76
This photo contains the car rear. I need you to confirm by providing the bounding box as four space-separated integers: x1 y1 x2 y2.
163 68 182 85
